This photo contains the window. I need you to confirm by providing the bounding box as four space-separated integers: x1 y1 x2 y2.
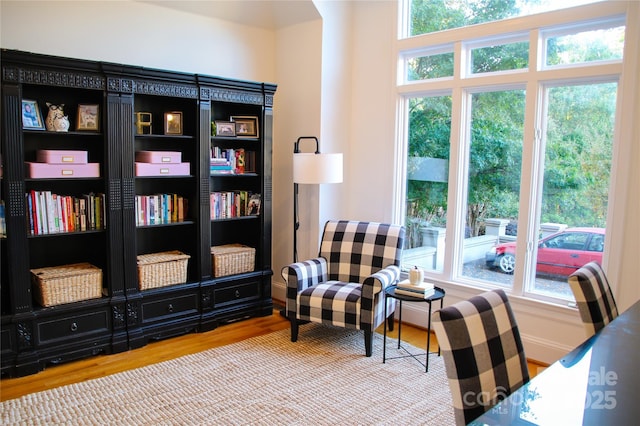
469 38 529 74
404 95 451 272
405 51 454 81
407 0 602 38
460 89 525 289
397 1 625 304
544 23 625 67
530 81 615 298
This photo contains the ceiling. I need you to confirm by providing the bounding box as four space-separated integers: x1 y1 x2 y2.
138 0 321 30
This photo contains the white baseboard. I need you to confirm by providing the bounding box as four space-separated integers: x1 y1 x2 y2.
272 280 287 305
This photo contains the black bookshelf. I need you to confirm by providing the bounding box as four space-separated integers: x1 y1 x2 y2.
1 49 275 377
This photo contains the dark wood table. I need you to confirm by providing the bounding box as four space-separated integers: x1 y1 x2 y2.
382 285 445 372
470 299 640 425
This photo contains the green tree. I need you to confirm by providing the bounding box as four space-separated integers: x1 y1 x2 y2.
467 90 524 235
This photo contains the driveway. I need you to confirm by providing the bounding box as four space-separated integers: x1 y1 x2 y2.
462 259 573 298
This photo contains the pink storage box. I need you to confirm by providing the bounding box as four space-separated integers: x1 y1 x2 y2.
135 151 182 164
135 162 190 176
26 162 100 178
36 150 88 164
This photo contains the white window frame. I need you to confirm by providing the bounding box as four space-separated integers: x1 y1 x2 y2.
395 1 629 306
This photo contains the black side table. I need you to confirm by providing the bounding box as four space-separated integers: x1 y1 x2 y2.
383 284 445 372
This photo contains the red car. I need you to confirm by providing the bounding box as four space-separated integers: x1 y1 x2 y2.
485 227 605 276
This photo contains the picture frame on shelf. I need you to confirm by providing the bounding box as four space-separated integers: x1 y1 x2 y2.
21 99 45 130
215 120 236 137
248 193 261 215
231 116 259 138
164 111 183 135
76 104 100 131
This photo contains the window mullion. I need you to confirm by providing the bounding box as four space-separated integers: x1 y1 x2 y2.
445 86 469 281
514 81 546 296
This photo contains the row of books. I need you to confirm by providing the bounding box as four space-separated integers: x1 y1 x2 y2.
211 191 261 219
26 190 106 235
210 148 257 175
135 194 188 226
394 279 435 299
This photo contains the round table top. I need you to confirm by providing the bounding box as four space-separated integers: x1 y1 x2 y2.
385 284 445 302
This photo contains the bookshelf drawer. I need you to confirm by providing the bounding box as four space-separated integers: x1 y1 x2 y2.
37 309 110 345
213 280 260 308
140 292 199 324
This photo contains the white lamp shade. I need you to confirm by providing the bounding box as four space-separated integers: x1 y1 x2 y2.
293 153 343 184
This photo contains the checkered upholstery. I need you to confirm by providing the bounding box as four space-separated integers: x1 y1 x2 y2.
568 261 618 337
432 289 529 426
285 220 404 356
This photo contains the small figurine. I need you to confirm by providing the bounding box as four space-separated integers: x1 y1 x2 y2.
409 265 424 285
45 103 70 132
135 112 153 135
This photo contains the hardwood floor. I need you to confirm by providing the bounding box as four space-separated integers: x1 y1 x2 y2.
0 308 546 402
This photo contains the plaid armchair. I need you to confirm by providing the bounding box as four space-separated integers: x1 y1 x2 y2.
285 220 405 356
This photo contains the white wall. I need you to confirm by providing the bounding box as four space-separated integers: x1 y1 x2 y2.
0 0 276 82
347 0 398 223
272 19 323 277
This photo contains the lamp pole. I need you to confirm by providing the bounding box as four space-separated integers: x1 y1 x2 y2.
293 136 320 263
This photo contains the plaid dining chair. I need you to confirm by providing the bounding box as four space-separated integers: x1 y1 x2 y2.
432 289 530 426
284 220 404 356
568 261 618 337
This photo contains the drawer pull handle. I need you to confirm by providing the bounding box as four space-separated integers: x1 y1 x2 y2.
235 290 240 298
168 304 174 313
70 322 78 332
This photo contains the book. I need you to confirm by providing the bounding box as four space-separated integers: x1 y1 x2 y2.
395 287 436 299
0 200 5 237
79 198 86 231
397 279 434 292
235 148 245 174
396 284 432 293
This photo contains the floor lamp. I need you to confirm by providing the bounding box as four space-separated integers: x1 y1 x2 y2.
292 136 343 262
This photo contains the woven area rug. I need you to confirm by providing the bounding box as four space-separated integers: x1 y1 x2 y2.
1 324 454 425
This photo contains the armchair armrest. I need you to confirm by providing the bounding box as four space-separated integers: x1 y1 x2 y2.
283 258 328 292
362 265 401 300
283 258 328 319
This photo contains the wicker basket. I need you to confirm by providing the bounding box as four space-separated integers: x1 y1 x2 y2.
31 262 103 307
211 244 255 277
137 250 190 290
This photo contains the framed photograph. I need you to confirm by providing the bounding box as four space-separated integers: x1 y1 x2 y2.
21 99 45 130
248 193 261 215
231 116 259 138
76 104 100 131
164 111 183 135
215 120 236 137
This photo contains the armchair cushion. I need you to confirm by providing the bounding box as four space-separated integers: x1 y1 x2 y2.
298 281 362 328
